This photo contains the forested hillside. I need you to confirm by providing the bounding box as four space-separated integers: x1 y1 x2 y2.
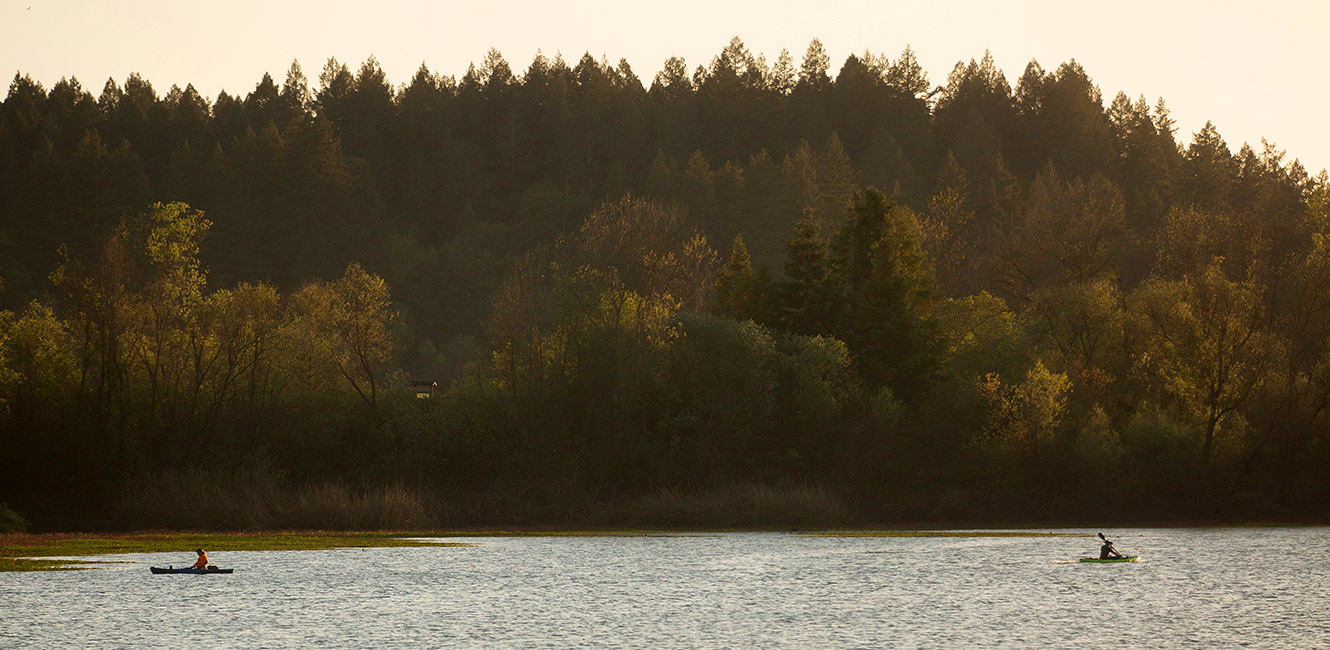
2 38 1328 529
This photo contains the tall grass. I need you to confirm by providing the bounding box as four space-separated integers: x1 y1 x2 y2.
116 473 857 530
118 471 430 530
587 482 859 529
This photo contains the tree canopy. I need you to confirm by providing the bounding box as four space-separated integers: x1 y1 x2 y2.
2 39 1329 527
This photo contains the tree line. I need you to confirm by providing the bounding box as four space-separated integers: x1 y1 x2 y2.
2 37 1329 525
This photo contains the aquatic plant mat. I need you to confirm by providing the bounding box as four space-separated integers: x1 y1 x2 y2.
0 556 112 572
401 529 1082 539
805 531 1083 538
0 531 475 571
418 530 723 537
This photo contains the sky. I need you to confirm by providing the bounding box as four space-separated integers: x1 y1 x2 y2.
4 0 1328 174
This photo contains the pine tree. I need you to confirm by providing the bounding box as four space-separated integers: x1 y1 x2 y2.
935 149 970 202
770 49 796 95
244 73 281 133
982 153 1023 230
777 209 837 334
682 149 716 228
781 140 819 219
886 46 930 97
1180 121 1236 210
715 234 764 321
832 187 942 396
278 60 311 128
1115 96 1172 230
1035 61 1117 182
798 39 831 91
816 131 857 228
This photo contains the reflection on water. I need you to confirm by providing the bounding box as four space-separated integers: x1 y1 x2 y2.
2 528 1327 648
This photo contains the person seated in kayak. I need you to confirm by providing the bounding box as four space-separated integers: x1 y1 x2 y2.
1099 539 1123 560
190 548 208 570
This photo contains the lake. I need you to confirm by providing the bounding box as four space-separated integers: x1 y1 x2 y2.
2 528 1326 648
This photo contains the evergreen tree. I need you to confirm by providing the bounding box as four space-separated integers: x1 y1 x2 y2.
859 127 918 205
278 60 312 127
314 58 356 160
886 46 930 98
769 49 797 95
816 131 856 228
1110 94 1172 230
244 73 281 132
715 234 764 321
1034 61 1117 182
777 209 837 335
682 149 716 228
798 39 831 91
1180 121 1236 210
832 187 942 397
981 153 1022 230
934 51 1014 186
781 140 819 210
935 149 970 202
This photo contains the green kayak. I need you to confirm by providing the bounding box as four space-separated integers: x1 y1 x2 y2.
1079 556 1139 563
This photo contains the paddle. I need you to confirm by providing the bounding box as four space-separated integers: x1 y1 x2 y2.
1097 532 1126 559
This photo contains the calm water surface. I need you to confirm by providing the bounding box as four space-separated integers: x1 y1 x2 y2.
2 528 1327 648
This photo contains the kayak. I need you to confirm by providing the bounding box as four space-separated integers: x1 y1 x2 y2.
1079 556 1139 563
150 566 234 574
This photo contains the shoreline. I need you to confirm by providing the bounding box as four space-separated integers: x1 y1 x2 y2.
6 522 1326 571
8 517 1329 543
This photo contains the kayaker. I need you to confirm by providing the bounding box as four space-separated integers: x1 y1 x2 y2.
1099 538 1123 560
190 548 209 570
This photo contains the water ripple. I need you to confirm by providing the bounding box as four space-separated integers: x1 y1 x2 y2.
2 528 1327 648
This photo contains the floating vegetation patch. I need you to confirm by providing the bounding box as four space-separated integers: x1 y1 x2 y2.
0 532 476 571
421 530 722 538
805 531 1082 538
0 557 113 572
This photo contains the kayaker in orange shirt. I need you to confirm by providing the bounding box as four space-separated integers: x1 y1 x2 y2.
190 548 208 570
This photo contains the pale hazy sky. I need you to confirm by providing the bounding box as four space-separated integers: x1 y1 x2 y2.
5 0 1327 174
